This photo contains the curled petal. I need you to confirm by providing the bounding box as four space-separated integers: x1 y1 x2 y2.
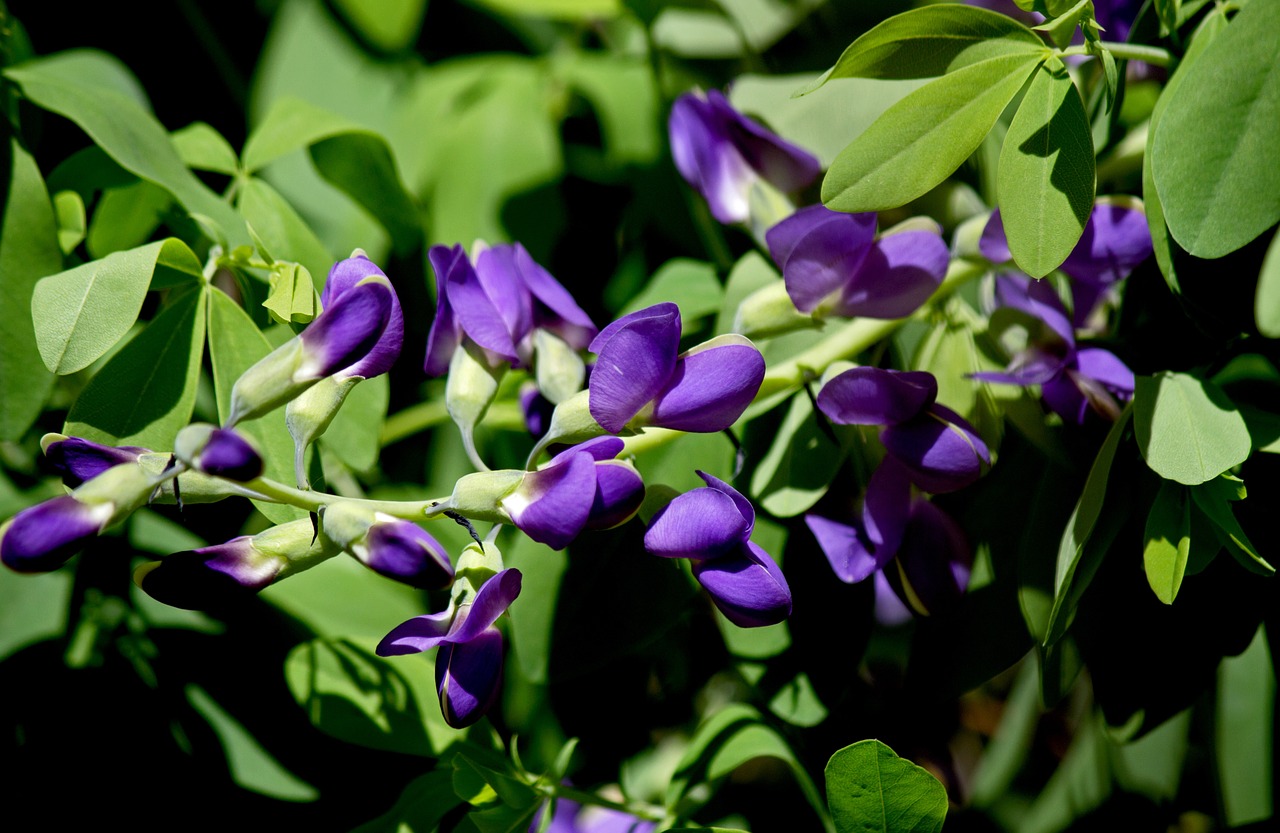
993 273 1074 345
696 470 755 533
804 458 911 583
322 252 404 379
588 461 645 530
832 230 948 319
692 541 792 628
589 304 681 433
562 436 625 462
299 277 395 379
362 522 454 589
424 244 466 376
647 336 765 432
452 246 526 365
880 405 990 493
711 90 820 194
505 453 597 550
376 570 521 656
817 366 937 426
644 486 750 561
766 205 876 313
375 608 458 656
1074 347 1135 395
1 496 112 573
436 627 505 728
44 436 148 488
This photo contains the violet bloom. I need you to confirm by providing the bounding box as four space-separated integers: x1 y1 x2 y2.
502 437 645 550
972 274 1134 424
424 242 597 378
817 367 990 493
766 205 949 320
378 568 523 728
669 89 821 225
645 472 791 628
228 255 402 426
533 798 656 833
174 424 263 482
588 303 765 434
43 435 148 488
321 501 454 589
806 463 971 617
980 202 1153 327
1 496 114 573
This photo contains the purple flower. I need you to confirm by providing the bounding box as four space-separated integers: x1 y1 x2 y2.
320 252 405 380
1 496 113 573
645 472 791 628
43 435 148 488
175 424 263 482
766 205 948 320
424 242 597 377
502 437 645 550
532 798 657 833
321 501 454 589
377 568 523 728
980 202 1153 327
669 89 821 225
817 367 990 493
972 274 1134 424
805 461 971 616
588 303 765 434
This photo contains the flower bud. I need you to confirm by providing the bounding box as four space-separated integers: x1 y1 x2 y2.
321 501 454 589
174 424 263 481
41 433 148 488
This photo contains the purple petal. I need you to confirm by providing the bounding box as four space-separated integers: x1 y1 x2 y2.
697 470 756 533
804 513 878 584
883 499 970 616
362 521 455 589
424 244 466 377
320 255 404 380
300 278 395 378
557 436 625 463
587 461 645 530
45 437 148 488
589 304 681 433
506 453 597 550
1040 374 1091 425
644 486 750 561
452 246 526 365
436 628 504 728
993 273 1074 345
816 367 937 426
880 405 990 493
978 210 1011 263
513 244 598 350
766 205 876 313
1074 347 1135 394
832 230 948 319
196 429 263 482
135 537 284 610
647 337 764 432
1062 202 1152 288
376 608 458 656
692 541 792 628
804 458 911 583
873 569 914 627
669 93 757 224
521 383 555 439
452 568 525 644
970 349 1067 387
708 90 820 195
322 252 385 306
1 496 111 573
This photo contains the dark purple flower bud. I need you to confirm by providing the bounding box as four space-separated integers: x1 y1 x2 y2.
644 472 791 627
322 502 454 588
424 243 597 377
589 304 764 434
881 499 971 616
669 89 820 225
321 252 404 379
1 496 112 573
378 568 523 728
133 536 285 610
175 424 263 482
42 434 148 488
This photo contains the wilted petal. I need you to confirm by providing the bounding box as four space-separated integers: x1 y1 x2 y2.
299 277 395 379
504 453 597 550
644 487 750 561
766 205 876 313
589 304 681 433
817 367 937 426
880 405 989 493
323 252 404 379
362 521 454 589
883 500 970 616
1 496 112 573
134 537 285 610
647 336 764 432
436 627 505 728
44 436 148 488
692 541 792 628
832 230 948 319
425 244 466 376
588 461 645 530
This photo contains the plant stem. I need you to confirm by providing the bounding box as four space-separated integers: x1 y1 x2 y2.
1060 41 1173 67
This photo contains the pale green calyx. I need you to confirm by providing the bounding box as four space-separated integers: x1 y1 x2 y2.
734 280 820 340
444 470 526 524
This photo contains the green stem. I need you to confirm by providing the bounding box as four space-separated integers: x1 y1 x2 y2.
242 475 450 520
1060 41 1173 67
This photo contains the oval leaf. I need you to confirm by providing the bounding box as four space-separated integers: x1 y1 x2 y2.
1254 229 1280 338
1150 0 1280 258
825 739 947 833
1133 372 1250 485
1143 481 1191 604
822 53 1044 213
997 58 1094 278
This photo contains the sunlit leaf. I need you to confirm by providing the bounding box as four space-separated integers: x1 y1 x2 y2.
825 739 947 833
1133 372 1249 486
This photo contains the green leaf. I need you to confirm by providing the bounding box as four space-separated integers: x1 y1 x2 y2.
283 638 438 756
263 262 319 325
5 53 245 245
750 391 843 517
171 121 239 175
1154 0 1181 36
1133 372 1250 485
185 683 318 802
997 58 1094 278
63 287 206 449
822 53 1044 213
769 672 828 728
1032 0 1091 50
1044 408 1131 646
331 0 427 52
1216 625 1275 827
468 0 620 19
1255 230 1280 337
53 190 85 254
350 770 462 833
824 739 947 833
0 139 61 440
1143 481 1191 604
1190 475 1273 575
85 179 171 258
1150 0 1280 258
805 4 1043 88
238 176 333 285
553 52 659 166
504 532 567 686
0 568 70 663
33 239 191 374
206 285 306 525
452 747 539 809
318 374 388 473
621 258 722 323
